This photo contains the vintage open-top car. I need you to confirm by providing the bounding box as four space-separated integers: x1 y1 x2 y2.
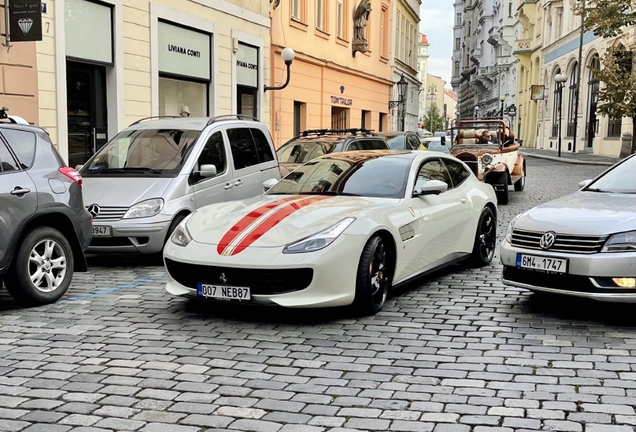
450 119 525 204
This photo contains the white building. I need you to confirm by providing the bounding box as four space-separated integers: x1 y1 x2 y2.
391 0 422 131
417 34 430 122
451 1 463 100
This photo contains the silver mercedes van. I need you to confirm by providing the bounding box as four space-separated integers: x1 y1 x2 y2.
78 115 280 254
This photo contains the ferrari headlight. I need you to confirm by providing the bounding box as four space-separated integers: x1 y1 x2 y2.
482 153 494 165
170 215 193 247
602 230 636 253
505 215 520 243
283 218 356 254
123 198 164 219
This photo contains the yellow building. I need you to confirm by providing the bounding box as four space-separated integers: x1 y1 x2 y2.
36 0 271 166
513 0 544 148
269 0 394 147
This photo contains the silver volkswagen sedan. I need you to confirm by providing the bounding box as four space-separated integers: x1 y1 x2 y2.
500 153 636 301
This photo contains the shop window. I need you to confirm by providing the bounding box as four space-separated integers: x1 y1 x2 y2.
608 118 622 137
379 113 387 132
331 107 349 130
236 43 259 119
159 77 207 117
293 101 306 136
361 110 371 129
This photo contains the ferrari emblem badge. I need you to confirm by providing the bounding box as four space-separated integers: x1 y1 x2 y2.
409 207 415 217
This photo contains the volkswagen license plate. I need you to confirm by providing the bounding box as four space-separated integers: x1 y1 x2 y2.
197 284 251 301
92 226 111 237
516 254 567 274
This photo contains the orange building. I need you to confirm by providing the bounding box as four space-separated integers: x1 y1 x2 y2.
269 0 394 147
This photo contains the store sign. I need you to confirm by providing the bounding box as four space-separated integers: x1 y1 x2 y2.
236 43 258 88
65 0 112 64
9 0 43 42
158 21 210 81
331 96 353 106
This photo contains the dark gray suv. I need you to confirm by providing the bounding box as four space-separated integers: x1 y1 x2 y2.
0 117 92 305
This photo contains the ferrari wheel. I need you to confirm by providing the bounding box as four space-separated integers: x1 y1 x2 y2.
466 207 497 268
353 236 391 315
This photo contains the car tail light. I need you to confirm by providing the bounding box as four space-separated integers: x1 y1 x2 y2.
59 167 83 187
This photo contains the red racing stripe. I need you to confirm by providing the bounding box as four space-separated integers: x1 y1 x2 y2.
230 196 331 256
216 196 304 255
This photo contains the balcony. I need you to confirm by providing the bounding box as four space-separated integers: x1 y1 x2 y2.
513 38 532 55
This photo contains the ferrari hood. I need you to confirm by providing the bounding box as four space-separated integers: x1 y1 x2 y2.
187 194 395 253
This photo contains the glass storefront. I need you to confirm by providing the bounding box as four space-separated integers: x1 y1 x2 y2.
159 77 207 117
236 43 259 118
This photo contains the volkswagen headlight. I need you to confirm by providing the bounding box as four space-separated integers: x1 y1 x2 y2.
602 230 636 253
482 153 494 166
123 198 164 219
505 215 520 243
170 215 193 247
283 218 356 254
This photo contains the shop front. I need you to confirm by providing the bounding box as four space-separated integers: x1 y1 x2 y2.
157 21 211 118
236 42 259 118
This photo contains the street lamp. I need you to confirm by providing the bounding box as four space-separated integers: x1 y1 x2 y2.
388 74 409 131
264 47 295 92
554 73 568 157
499 95 506 118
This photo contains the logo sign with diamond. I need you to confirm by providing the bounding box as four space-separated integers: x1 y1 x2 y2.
9 0 43 42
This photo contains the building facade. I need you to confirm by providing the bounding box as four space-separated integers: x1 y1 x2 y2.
269 0 394 147
444 89 458 129
534 3 635 157
451 1 463 99
390 0 421 132
417 33 429 122
491 0 518 129
35 0 271 165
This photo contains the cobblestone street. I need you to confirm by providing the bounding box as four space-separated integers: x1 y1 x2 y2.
4 159 636 432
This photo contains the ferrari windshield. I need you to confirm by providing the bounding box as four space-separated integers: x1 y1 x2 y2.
277 141 338 165
585 155 636 194
82 129 200 176
268 154 411 199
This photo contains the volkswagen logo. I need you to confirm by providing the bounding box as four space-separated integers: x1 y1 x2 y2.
219 273 228 284
539 231 557 250
87 204 100 218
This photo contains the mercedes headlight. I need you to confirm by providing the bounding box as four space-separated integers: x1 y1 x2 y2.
505 215 520 243
602 230 636 253
123 198 164 219
481 153 494 165
170 215 193 247
283 218 356 254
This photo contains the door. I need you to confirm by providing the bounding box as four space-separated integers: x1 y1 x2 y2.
225 126 263 199
440 157 474 252
192 131 236 207
409 158 466 270
237 86 257 119
66 61 108 168
249 127 279 187
0 140 37 267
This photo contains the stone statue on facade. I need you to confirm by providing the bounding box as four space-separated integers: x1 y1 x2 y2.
270 0 280 10
352 0 372 56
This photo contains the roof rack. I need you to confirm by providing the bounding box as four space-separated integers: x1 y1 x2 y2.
205 114 259 126
300 128 376 137
129 116 183 126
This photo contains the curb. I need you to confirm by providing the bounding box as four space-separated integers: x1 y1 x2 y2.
521 152 615 166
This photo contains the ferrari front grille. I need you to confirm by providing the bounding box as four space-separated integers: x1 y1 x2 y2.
165 259 314 295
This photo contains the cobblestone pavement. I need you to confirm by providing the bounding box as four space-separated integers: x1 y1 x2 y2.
3 159 636 432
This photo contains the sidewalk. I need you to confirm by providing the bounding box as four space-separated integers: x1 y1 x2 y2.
521 147 620 166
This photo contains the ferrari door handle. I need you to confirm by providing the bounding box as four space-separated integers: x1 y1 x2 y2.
224 183 233 190
460 198 467 204
11 187 31 196
235 179 243 186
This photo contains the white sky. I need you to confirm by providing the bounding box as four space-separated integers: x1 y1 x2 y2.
419 1 453 87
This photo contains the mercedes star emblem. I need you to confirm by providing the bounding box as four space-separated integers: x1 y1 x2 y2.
87 204 101 218
539 231 557 250
219 273 228 284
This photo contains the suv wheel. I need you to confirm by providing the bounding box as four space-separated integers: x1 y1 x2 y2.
5 227 75 305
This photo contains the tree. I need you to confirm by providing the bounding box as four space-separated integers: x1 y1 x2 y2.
423 103 445 133
576 0 636 154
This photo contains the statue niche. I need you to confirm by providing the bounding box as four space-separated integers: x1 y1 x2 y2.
352 0 372 57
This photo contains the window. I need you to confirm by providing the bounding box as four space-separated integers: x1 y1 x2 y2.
293 101 305 136
552 70 562 137
336 0 344 38
2 130 36 169
227 128 260 170
416 159 452 187
395 13 401 59
456 13 461 26
442 159 470 188
454 61 460 77
331 107 348 129
379 113 387 132
508 2 512 17
361 110 371 129
198 132 226 175
316 0 325 30
159 77 207 117
401 16 405 61
380 6 388 58
0 141 19 173
567 63 579 137
251 128 275 163
468 21 471 35
291 0 301 20
455 38 461 51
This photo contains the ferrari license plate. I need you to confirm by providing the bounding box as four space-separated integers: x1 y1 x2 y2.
92 226 111 237
197 284 251 301
516 253 567 274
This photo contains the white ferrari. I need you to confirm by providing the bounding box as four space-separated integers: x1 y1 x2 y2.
164 150 498 314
